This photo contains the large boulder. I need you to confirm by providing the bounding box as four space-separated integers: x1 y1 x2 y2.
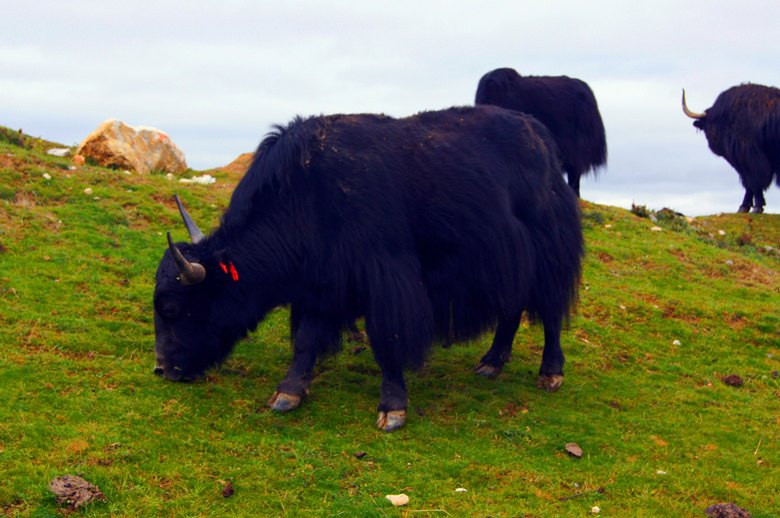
77 119 187 174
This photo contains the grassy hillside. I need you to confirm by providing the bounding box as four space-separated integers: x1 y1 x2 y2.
0 129 778 516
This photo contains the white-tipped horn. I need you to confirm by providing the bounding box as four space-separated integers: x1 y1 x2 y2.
681 89 706 119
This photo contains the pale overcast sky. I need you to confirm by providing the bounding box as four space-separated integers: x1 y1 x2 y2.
1 1 778 215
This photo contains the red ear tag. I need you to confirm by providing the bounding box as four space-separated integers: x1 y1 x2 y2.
219 261 239 282
228 262 239 282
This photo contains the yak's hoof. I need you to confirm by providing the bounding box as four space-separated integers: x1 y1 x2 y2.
537 374 564 392
475 363 502 378
268 391 302 412
376 409 406 432
737 206 750 213
751 207 764 214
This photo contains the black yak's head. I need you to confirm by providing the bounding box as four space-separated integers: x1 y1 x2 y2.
153 197 241 381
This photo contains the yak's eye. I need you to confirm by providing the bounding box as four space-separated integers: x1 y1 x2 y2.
156 297 181 320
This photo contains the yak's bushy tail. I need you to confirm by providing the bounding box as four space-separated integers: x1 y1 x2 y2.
527 171 584 326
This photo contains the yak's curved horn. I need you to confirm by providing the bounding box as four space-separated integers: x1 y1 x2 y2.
167 231 206 285
174 194 205 244
681 89 706 119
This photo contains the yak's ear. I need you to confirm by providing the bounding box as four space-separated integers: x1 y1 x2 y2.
174 194 206 244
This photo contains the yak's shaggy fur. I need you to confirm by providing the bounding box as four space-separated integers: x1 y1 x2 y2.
153 105 583 429
687 83 780 212
475 67 607 197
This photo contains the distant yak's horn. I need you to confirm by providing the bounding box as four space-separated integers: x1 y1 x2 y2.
175 194 205 244
167 232 206 285
681 89 706 119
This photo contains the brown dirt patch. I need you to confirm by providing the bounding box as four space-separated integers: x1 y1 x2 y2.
49 475 106 510
215 152 254 178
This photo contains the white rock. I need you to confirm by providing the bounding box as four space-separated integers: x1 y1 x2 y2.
651 226 663 232
42 173 52 180
179 174 216 185
46 148 70 157
672 340 681 346
656 470 667 475
725 260 734 265
84 188 93 195
385 494 409 507
718 230 726 236
455 488 468 493
592 506 601 514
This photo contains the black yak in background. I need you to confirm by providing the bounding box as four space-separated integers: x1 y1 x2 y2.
682 84 780 213
153 106 583 431
475 67 607 197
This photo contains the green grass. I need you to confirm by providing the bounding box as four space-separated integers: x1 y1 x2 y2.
1 129 778 516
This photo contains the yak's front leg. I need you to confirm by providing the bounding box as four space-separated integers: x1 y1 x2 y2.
365 262 433 432
738 189 753 213
537 313 565 392
375 367 408 432
368 328 410 432
268 311 340 412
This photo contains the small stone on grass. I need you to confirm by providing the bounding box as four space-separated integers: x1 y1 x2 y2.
565 443 583 458
385 494 409 507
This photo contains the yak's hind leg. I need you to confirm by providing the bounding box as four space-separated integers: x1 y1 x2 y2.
475 311 522 378
537 312 565 392
269 309 341 412
739 189 753 213
752 190 766 214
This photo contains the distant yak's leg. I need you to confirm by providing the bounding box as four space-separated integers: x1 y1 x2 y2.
269 311 340 412
752 190 766 214
567 170 582 198
475 311 522 378
738 189 753 213
537 313 565 392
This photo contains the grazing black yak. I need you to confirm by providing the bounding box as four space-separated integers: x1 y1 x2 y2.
475 67 607 197
682 84 780 213
153 105 583 431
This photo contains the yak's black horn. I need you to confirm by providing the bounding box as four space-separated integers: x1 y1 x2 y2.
174 194 206 244
167 232 206 285
681 89 705 119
